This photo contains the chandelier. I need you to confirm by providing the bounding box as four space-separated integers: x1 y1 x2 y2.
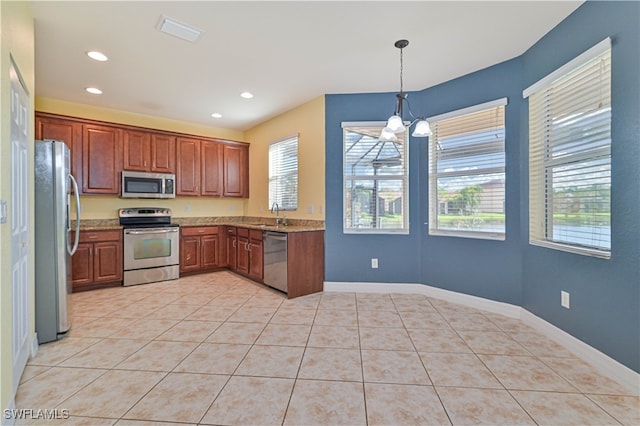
380 39 432 142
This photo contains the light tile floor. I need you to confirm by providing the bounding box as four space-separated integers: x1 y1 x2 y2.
16 271 639 425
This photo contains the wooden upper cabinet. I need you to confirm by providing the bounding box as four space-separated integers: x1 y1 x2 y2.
150 134 176 173
83 124 122 194
201 141 223 196
35 115 82 187
223 144 249 198
124 131 175 173
176 137 201 196
123 130 151 171
35 111 248 198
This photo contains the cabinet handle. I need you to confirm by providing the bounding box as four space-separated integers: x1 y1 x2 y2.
88 235 98 239
89 247 93 256
144 160 147 167
247 243 251 252
232 240 236 248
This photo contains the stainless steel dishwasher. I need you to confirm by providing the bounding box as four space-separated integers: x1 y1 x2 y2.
263 231 288 293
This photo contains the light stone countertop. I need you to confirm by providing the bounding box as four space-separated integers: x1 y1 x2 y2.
75 217 324 233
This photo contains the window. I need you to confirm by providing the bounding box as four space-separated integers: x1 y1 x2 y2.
524 38 611 258
343 122 408 233
269 135 298 210
428 99 507 240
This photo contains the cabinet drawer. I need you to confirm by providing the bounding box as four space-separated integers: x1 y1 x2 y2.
249 229 263 241
181 226 219 236
237 227 249 238
78 230 122 243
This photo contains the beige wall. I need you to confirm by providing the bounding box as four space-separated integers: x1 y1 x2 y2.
35 96 327 221
35 97 248 219
244 96 325 220
1 0 35 411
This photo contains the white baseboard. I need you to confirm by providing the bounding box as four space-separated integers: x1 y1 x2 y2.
323 280 640 394
323 281 521 318
520 309 640 395
31 333 39 358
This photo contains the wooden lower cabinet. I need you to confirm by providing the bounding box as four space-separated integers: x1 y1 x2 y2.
235 228 263 281
190 225 323 299
71 230 123 292
180 226 221 274
286 231 324 299
225 226 237 270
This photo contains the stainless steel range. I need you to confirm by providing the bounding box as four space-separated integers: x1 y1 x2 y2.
119 207 179 286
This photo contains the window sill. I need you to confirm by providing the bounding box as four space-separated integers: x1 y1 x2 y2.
529 239 611 259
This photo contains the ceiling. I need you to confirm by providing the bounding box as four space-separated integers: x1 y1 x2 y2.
31 1 583 131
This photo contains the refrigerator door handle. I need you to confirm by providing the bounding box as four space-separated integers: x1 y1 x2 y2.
67 174 81 255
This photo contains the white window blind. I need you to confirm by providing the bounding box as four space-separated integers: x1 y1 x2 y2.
428 99 507 240
269 135 298 210
342 122 409 234
526 39 611 258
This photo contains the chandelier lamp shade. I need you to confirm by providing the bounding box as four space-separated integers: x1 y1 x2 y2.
380 39 432 142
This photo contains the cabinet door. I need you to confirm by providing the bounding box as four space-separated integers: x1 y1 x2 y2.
93 241 123 283
83 124 122 194
180 235 202 272
123 129 151 171
71 242 93 288
223 144 249 197
226 227 237 270
236 236 250 274
201 235 220 269
201 141 223 196
151 134 176 173
35 115 82 190
176 137 201 196
248 239 263 281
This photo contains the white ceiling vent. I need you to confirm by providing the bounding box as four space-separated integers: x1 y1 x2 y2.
157 15 203 43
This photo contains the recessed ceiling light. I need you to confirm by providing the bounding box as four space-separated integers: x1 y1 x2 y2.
211 113 222 119
87 51 108 61
240 92 254 99
157 15 203 43
85 87 102 95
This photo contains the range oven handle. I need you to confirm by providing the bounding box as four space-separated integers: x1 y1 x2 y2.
125 228 179 235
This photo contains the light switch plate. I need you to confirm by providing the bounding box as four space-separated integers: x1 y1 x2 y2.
0 200 7 224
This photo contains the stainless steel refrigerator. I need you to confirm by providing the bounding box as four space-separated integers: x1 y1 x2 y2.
34 140 81 343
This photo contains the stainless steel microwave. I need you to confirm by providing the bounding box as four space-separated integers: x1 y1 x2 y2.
121 171 175 199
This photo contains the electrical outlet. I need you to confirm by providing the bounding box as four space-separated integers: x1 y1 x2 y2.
184 204 191 212
307 205 314 214
318 205 324 214
371 258 378 269
561 291 570 309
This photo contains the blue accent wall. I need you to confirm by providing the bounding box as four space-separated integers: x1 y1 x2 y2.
521 1 640 373
324 0 639 372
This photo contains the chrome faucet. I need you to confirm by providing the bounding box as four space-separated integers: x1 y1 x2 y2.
270 202 280 226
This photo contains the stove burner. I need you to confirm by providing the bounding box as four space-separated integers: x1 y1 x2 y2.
119 207 173 227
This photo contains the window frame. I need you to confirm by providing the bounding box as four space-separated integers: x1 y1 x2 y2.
524 38 611 259
426 98 508 241
268 134 299 211
342 121 409 235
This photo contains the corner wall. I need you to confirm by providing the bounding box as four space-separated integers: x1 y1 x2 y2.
1 0 35 412
324 1 639 373
521 0 640 373
243 96 325 221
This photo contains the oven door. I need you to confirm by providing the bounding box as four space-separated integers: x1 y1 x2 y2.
123 226 179 271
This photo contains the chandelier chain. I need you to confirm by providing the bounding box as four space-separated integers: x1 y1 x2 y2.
399 46 404 94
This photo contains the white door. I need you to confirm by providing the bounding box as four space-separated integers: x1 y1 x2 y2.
10 57 30 391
